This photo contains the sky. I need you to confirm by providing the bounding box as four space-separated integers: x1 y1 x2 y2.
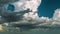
1 0 60 31
1 0 60 34
38 0 60 18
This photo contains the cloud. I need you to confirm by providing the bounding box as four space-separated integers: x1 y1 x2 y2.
0 0 19 5
1 0 41 22
1 0 60 30
37 9 60 27
52 9 60 25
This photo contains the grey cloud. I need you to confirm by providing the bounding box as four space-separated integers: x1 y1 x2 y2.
1 0 60 31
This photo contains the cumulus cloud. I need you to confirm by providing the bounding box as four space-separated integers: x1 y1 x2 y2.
1 0 60 30
19 8 60 28
52 9 60 25
9 0 50 26
2 0 41 22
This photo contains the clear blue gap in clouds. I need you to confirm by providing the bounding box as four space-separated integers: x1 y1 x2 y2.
7 4 15 11
38 0 60 18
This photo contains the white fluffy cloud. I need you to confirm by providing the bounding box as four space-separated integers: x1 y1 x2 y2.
12 0 49 25
52 9 60 25
1 0 60 28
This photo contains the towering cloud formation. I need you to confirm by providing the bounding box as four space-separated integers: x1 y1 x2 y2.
1 0 60 28
8 0 51 27
2 0 42 23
